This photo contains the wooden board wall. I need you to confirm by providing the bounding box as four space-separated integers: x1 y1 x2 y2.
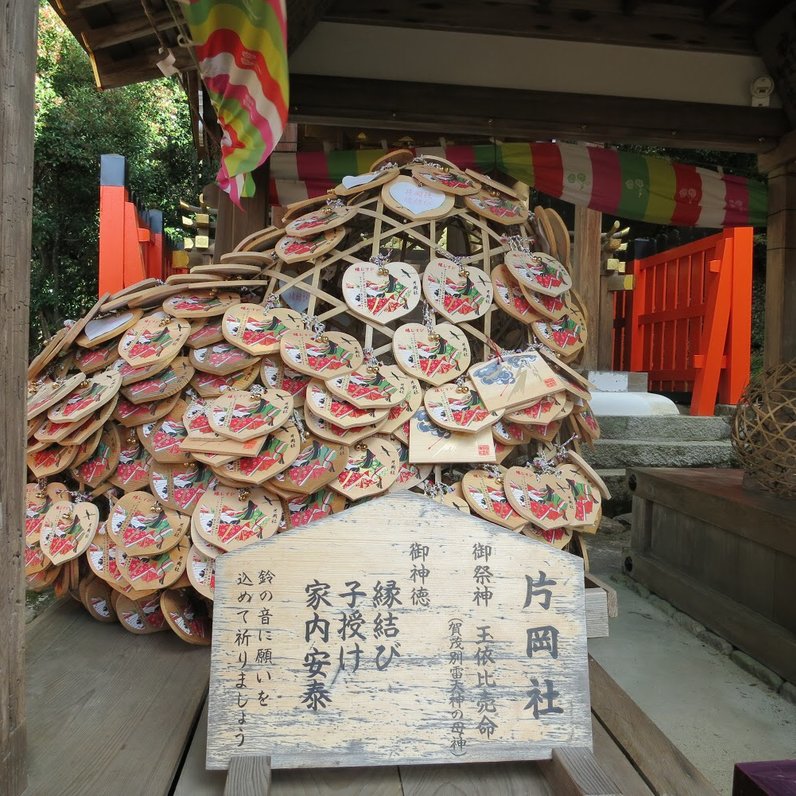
0 2 38 793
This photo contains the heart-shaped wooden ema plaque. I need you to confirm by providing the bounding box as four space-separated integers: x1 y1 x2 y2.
70 429 105 470
284 202 357 238
108 491 189 555
146 400 192 464
113 391 180 428
113 351 171 387
325 364 408 409
461 468 527 531
186 317 224 349
40 501 99 565
74 338 120 374
386 439 432 492
222 305 303 355
491 264 541 323
163 290 240 319
207 388 293 441
465 190 529 226
432 481 472 514
186 546 216 601
280 330 364 379
564 450 611 500
82 576 116 623
150 461 214 515
393 322 471 386
47 370 121 425
557 462 601 529
342 261 421 323
118 315 191 368
331 437 400 499
334 166 399 197
376 377 422 434
116 536 190 591
115 593 168 635
306 381 388 429
27 443 79 479
189 341 259 376
382 175 455 220
492 418 535 446
422 258 493 323
423 380 503 433
270 433 348 494
284 488 346 530
24 539 49 576
522 524 573 550
506 391 567 425
532 306 588 359
411 164 481 196
503 466 571 530
109 432 152 492
259 355 310 406
25 482 54 544
304 406 387 445
190 363 259 399
275 227 346 263
119 357 193 405
162 585 212 645
520 281 569 321
193 484 281 552
71 425 121 487
214 423 301 485
506 250 572 297
27 374 85 420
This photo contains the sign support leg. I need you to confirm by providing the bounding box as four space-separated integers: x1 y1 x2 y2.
224 755 272 796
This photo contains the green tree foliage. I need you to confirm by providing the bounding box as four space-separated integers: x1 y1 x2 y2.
31 3 210 348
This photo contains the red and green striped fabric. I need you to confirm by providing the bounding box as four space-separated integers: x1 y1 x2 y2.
269 142 767 227
182 0 288 204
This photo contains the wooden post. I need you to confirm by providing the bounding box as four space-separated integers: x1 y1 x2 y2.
0 1 38 793
214 163 271 260
573 206 602 370
224 756 272 796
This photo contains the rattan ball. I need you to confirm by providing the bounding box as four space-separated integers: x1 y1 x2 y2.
731 360 796 498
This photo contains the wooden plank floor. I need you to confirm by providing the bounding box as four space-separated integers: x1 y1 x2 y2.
23 599 210 796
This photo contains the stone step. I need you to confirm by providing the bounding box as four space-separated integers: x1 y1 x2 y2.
596 414 731 442
584 439 735 470
595 468 630 507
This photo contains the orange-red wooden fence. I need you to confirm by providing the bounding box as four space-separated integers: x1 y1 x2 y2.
613 227 753 415
98 154 184 294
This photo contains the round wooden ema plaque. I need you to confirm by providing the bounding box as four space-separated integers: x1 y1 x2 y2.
149 460 214 515
331 437 400 499
381 175 455 221
116 536 190 593
279 194 335 224
207 388 293 441
342 260 421 324
161 587 212 644
108 490 189 555
193 484 282 552
422 258 493 323
186 546 216 601
189 341 259 376
461 467 527 531
162 290 240 319
411 164 481 196
39 501 99 565
325 364 409 409
392 322 471 386
280 330 364 379
305 380 389 429
269 434 349 495
118 315 191 368
423 380 503 434
221 305 303 355
333 166 399 197
284 202 357 238
275 227 346 264
115 593 168 635
76 309 144 349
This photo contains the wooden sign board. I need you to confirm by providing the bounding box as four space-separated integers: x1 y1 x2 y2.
207 491 591 770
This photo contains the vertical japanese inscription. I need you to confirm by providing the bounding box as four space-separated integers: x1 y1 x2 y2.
448 617 466 756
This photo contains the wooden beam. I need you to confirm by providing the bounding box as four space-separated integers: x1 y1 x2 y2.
214 163 271 259
539 747 621 796
289 74 787 153
81 11 179 51
573 206 602 370
0 0 37 793
755 2 796 128
92 47 195 90
323 0 759 55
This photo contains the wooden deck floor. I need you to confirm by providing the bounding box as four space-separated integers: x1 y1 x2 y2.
23 600 718 796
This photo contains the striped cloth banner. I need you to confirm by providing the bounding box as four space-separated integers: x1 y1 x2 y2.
183 0 288 204
269 142 767 227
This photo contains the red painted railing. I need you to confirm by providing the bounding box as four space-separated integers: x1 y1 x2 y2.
98 154 183 294
613 227 753 415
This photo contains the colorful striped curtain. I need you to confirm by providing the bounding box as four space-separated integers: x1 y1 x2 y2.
183 0 288 204
269 142 767 227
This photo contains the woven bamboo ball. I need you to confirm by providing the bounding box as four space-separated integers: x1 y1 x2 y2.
732 360 796 498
